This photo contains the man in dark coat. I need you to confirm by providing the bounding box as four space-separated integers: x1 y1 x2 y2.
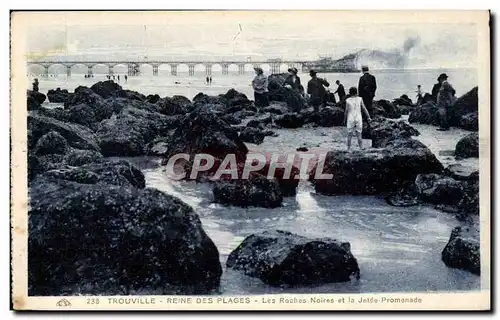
334 80 346 101
307 69 330 112
431 77 442 102
358 66 377 116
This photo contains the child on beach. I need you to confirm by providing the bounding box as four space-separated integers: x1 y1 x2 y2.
344 87 371 150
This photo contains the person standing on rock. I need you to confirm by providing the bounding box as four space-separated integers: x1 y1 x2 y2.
344 87 372 150
32 78 39 92
252 67 269 109
307 69 330 112
334 80 346 102
358 66 377 116
436 73 456 131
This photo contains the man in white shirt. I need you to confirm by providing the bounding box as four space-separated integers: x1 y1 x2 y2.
344 87 372 150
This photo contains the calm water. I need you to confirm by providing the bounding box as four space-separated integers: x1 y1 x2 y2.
35 69 481 294
32 68 477 102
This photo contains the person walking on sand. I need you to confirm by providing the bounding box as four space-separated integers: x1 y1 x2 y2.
117 75 120 81
436 73 456 131
358 66 377 117
307 69 330 112
209 76 213 84
334 80 346 102
32 78 39 92
252 67 269 109
206 76 209 85
344 87 372 150
124 75 128 82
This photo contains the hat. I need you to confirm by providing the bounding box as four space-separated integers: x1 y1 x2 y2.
254 67 263 73
309 69 317 75
361 66 369 72
288 67 298 74
438 73 448 81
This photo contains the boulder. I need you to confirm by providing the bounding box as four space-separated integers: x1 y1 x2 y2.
222 114 242 125
65 86 114 122
239 127 268 145
363 118 420 148
90 80 123 99
115 89 146 101
66 103 98 129
455 133 479 159
415 174 464 205
310 146 443 195
257 162 300 197
386 183 422 207
408 101 440 125
223 89 252 109
267 74 306 112
275 113 304 129
458 112 479 131
64 148 104 167
457 178 479 216
163 108 248 168
41 159 145 188
47 88 70 103
193 93 226 107
36 107 71 123
373 100 401 119
212 173 283 208
263 102 289 115
146 94 161 104
33 131 68 155
392 94 414 107
28 112 100 152
441 225 480 275
28 177 222 295
157 96 192 116
27 90 46 111
227 230 360 286
302 107 344 127
247 114 273 129
96 107 180 157
449 87 478 127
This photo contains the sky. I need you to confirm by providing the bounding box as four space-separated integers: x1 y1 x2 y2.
24 15 479 69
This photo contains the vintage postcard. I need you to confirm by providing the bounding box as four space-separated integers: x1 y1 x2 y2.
11 10 490 311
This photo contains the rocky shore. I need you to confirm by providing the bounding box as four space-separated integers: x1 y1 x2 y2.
27 77 481 295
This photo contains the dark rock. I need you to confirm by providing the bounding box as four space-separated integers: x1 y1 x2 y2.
28 177 222 295
223 89 252 109
458 112 479 131
213 173 283 208
96 107 180 157
65 86 114 122
267 74 305 112
444 164 479 181
373 100 401 119
64 148 104 166
310 146 443 195
115 89 146 101
34 131 68 155
193 93 226 107
239 127 267 145
247 115 273 129
441 225 480 275
36 107 71 123
227 230 360 286
104 97 162 115
392 94 414 107
275 113 304 129
386 184 422 207
47 88 70 103
364 118 419 147
27 90 46 110
296 147 308 152
146 94 161 104
28 112 100 152
457 178 479 215
90 80 123 99
66 103 98 129
449 87 478 127
157 96 192 116
408 101 440 125
163 108 248 168
415 174 464 205
41 159 145 188
257 162 300 197
222 114 242 125
317 107 345 127
455 133 479 159
232 109 256 119
263 102 289 115
397 105 412 116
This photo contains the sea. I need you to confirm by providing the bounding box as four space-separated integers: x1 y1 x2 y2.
31 67 481 295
